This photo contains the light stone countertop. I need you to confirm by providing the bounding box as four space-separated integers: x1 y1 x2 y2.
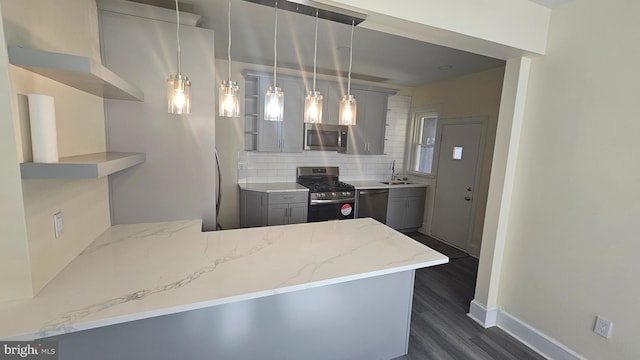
347 180 429 190
0 218 448 341
238 182 309 192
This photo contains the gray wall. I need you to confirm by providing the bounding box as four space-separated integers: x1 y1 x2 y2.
100 9 216 230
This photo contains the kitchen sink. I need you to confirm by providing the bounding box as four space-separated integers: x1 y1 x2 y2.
381 181 414 185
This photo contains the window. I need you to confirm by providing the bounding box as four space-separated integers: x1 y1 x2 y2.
408 110 438 175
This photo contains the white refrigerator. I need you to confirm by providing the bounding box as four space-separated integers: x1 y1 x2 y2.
99 4 217 230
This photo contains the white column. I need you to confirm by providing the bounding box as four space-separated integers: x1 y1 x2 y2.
469 56 531 326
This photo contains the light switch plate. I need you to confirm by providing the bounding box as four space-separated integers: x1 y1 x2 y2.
53 211 63 238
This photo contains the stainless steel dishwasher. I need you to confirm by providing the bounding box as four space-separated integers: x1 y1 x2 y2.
356 188 389 223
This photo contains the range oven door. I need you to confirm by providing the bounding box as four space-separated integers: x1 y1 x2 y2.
308 199 355 222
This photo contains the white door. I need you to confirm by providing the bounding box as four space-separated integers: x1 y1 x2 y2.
431 119 484 250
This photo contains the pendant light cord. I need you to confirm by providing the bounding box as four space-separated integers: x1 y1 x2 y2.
227 0 232 81
175 0 181 74
313 9 318 92
273 0 278 87
347 18 354 96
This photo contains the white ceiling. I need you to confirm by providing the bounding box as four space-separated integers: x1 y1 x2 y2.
128 0 564 86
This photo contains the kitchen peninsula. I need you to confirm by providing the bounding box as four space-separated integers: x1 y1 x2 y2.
0 219 447 360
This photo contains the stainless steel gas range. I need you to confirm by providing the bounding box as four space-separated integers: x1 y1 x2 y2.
296 166 355 222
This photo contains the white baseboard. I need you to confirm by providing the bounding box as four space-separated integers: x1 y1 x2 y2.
497 310 586 360
467 299 498 327
467 300 585 360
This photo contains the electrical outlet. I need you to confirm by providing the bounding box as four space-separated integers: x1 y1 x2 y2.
594 316 612 338
53 211 64 238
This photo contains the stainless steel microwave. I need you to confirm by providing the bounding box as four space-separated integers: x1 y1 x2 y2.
304 124 348 152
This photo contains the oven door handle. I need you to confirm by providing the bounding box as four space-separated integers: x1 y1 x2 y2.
310 198 355 205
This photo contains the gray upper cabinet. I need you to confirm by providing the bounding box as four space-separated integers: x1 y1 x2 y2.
343 88 390 155
257 76 281 152
318 81 342 125
322 82 342 125
244 71 394 153
254 76 303 153
281 78 304 152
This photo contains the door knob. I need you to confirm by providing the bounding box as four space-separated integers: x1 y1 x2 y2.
466 187 472 191
464 196 472 201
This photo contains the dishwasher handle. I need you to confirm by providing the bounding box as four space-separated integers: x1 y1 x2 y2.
358 189 389 195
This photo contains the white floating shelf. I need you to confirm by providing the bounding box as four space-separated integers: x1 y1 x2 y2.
20 152 146 179
8 46 144 101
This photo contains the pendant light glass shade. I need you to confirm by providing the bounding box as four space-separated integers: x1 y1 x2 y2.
167 0 191 115
339 94 357 125
265 0 284 122
219 0 240 117
339 19 357 126
167 74 191 114
219 81 240 117
304 9 323 124
304 91 323 124
265 85 284 121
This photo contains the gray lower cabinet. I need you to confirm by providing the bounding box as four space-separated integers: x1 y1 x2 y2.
240 189 308 227
240 190 268 228
267 192 308 225
386 187 427 231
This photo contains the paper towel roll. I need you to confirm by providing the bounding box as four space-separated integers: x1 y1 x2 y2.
28 94 59 163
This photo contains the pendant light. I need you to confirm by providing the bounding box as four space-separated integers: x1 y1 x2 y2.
304 9 323 124
219 0 240 117
167 0 191 114
264 0 284 122
339 19 357 126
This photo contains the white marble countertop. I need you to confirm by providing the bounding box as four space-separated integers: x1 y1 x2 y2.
238 182 308 192
0 218 447 341
347 180 429 190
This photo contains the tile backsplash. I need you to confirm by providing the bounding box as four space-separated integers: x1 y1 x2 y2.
238 95 411 183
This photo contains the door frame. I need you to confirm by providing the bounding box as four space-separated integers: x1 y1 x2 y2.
430 116 488 252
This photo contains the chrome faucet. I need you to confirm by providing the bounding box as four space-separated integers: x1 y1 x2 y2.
391 160 396 181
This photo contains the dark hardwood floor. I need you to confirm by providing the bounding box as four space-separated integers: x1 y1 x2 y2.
394 235 545 360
